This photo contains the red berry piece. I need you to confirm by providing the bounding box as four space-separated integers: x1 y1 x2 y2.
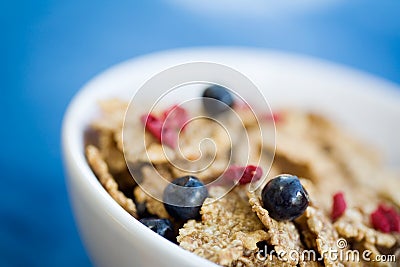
140 113 177 148
160 127 178 149
162 104 189 131
371 206 391 233
239 165 263 184
223 165 263 185
331 192 347 221
264 112 282 123
385 207 400 232
141 104 190 148
141 114 163 141
222 165 243 182
371 204 400 233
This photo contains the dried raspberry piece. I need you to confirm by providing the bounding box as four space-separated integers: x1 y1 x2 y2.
222 165 243 182
371 204 400 233
264 112 282 123
385 206 400 232
162 104 189 131
223 165 263 185
141 104 189 148
371 206 391 233
160 127 178 149
141 114 162 140
331 192 347 221
239 165 263 184
140 114 177 148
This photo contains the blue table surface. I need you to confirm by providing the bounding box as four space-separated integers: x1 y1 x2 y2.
1 0 399 266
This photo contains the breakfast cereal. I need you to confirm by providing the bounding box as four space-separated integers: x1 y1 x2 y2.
84 94 400 266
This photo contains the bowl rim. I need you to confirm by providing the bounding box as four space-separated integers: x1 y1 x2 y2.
62 46 400 266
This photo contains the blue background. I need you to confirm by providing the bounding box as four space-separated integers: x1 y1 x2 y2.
1 0 399 266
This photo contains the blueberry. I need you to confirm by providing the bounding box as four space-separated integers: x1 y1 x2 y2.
139 218 175 242
261 175 309 221
202 85 234 116
163 176 208 221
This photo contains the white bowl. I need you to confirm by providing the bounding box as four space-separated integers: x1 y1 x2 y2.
62 48 400 267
